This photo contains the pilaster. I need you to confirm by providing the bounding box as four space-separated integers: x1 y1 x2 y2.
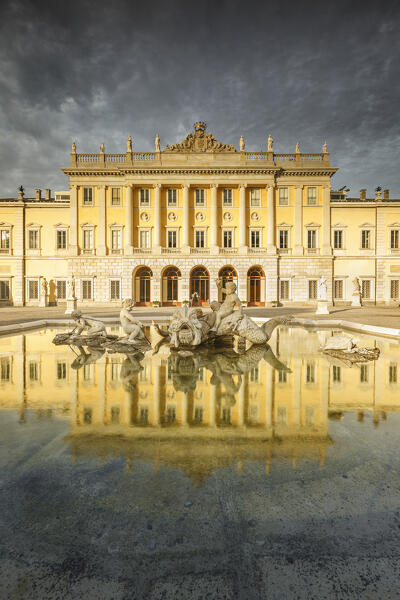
97 185 106 256
182 184 190 252
238 183 248 253
69 184 78 255
124 185 134 254
266 184 276 254
152 183 162 253
210 184 219 253
322 185 332 255
293 186 303 256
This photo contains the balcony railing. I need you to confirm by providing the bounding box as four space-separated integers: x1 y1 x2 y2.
220 248 238 254
132 247 152 254
277 248 291 255
305 248 319 255
161 247 180 254
190 247 210 254
248 247 266 254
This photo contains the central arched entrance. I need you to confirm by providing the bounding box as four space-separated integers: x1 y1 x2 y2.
162 266 181 306
218 266 238 302
190 266 210 305
134 266 152 305
247 266 265 305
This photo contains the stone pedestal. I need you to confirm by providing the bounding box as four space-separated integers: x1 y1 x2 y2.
39 295 48 308
65 298 77 315
315 300 330 315
351 294 362 307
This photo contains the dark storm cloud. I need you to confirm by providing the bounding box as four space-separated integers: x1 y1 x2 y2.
0 0 399 196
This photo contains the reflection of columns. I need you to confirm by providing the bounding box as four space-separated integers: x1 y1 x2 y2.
322 185 332 256
153 184 161 252
181 392 189 426
98 185 106 256
320 361 330 433
266 184 276 254
125 390 133 426
265 364 273 429
238 378 245 427
15 335 26 422
293 186 303 256
209 384 217 426
70 361 79 425
69 184 78 255
125 185 133 254
210 184 218 252
182 184 190 251
97 355 106 424
292 358 302 426
152 364 161 425
239 184 247 251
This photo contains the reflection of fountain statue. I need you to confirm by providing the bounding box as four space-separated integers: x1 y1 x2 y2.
120 353 145 391
71 346 105 369
322 334 380 366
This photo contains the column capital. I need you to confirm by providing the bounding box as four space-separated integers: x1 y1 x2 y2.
153 183 162 190
239 183 248 190
210 183 219 189
181 183 191 190
265 183 275 190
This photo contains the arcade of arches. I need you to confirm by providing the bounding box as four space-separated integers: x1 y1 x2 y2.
132 265 266 306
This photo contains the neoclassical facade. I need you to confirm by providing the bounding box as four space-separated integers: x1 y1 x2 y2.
0 122 399 307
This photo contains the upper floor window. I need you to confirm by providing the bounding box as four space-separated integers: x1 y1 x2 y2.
111 228 122 252
361 229 371 249
307 187 317 205
333 229 344 249
83 187 93 205
140 189 150 207
278 187 289 206
195 229 206 248
250 229 261 248
111 188 121 206
0 229 10 253
195 189 205 207
279 229 289 249
57 229 67 249
167 230 178 248
390 229 400 249
307 229 317 249
223 229 233 248
82 229 94 251
28 229 39 250
57 361 67 380
250 188 261 207
167 189 177 207
223 189 233 207
139 229 151 249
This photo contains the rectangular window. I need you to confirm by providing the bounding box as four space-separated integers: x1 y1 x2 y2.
195 230 205 248
139 230 150 248
360 364 369 383
308 280 317 300
140 407 149 424
250 230 260 248
111 188 121 205
390 230 399 249
57 229 67 249
166 406 176 423
279 187 289 206
332 365 341 383
223 189 233 206
280 279 290 300
29 361 38 381
56 280 66 300
307 187 317 205
391 279 399 300
250 188 260 207
278 370 288 383
83 187 93 205
277 407 287 425
167 230 177 248
0 230 10 252
110 280 120 300
28 229 39 249
111 229 121 251
0 358 10 381
57 362 67 380
307 229 317 249
194 407 203 423
306 362 315 384
361 230 371 249
140 189 150 206
334 279 343 299
361 280 371 299
167 189 177 207
195 189 205 207
250 366 259 382
333 230 343 249
83 229 93 250
28 280 39 300
82 280 92 300
223 230 233 248
279 230 289 249
0 281 10 300
389 363 398 384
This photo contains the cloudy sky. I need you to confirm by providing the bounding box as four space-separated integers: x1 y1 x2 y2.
0 0 399 197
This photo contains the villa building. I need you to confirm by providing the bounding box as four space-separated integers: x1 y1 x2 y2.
0 121 399 307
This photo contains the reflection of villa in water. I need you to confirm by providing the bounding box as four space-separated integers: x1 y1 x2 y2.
1 326 399 481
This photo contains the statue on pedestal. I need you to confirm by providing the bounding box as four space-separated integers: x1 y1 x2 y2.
323 141 327 153
126 135 132 153
155 133 161 153
72 141 76 153
100 142 105 153
295 142 300 153
67 277 76 300
317 276 327 301
239 136 245 151
267 134 274 152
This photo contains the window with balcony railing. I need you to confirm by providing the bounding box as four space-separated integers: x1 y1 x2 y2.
0 229 10 253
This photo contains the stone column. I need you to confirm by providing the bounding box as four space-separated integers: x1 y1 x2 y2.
266 184 276 254
293 186 303 256
153 184 162 253
69 184 78 255
210 184 219 254
322 185 332 256
125 184 134 254
239 184 247 252
98 185 106 256
182 184 190 252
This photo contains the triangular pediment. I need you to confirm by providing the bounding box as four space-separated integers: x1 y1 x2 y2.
359 222 375 228
305 222 321 227
164 121 237 153
332 222 347 228
388 222 400 227
277 222 293 228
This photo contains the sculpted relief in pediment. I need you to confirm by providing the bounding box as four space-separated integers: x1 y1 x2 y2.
164 121 237 153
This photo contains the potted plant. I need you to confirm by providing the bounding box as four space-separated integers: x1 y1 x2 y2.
241 300 248 307
271 300 279 307
152 300 161 308
182 300 189 305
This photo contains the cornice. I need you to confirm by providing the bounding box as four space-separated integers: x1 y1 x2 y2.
63 166 337 177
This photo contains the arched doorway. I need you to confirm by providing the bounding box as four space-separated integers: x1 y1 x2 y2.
218 266 238 302
247 266 265 306
162 266 181 306
134 266 152 306
190 266 210 305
